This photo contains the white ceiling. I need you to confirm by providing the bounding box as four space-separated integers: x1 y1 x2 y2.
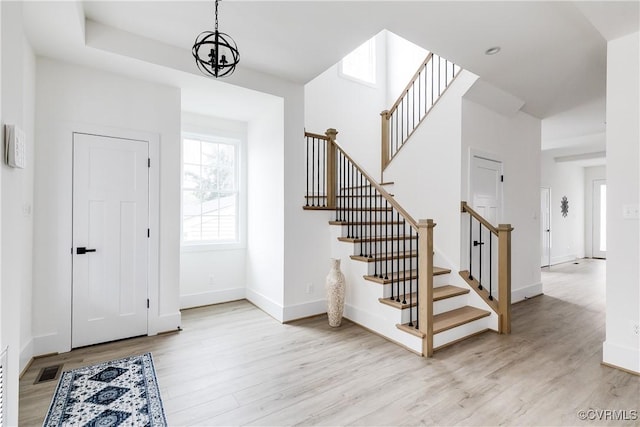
21 1 640 149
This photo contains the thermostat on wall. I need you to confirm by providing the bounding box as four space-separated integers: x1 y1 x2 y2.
4 124 26 168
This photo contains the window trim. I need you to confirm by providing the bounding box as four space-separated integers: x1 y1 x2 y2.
180 131 245 251
338 37 377 88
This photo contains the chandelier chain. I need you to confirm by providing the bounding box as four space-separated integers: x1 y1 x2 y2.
215 0 219 32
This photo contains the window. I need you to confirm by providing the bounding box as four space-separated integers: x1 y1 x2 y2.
182 134 239 245
339 37 376 85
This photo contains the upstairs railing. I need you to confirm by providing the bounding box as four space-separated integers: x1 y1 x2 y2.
381 53 461 174
304 129 437 356
460 201 513 334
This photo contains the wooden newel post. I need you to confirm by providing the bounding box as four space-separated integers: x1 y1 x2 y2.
325 128 338 209
497 223 513 334
418 219 436 357
380 110 390 179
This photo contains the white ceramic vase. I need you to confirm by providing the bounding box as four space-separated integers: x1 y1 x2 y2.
326 258 346 327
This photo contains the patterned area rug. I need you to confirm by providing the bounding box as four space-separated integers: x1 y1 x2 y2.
43 352 167 427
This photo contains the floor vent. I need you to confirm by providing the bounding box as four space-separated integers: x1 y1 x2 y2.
34 364 63 384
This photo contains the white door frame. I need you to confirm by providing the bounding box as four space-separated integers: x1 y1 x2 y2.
592 179 607 259
63 124 160 351
540 187 551 267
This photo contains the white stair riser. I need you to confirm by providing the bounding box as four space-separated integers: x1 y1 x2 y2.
434 294 469 315
433 316 491 349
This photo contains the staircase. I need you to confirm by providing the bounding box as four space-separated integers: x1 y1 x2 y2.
302 53 512 357
304 130 509 356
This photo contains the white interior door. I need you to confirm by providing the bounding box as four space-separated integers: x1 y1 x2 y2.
593 179 607 259
72 133 149 348
469 155 502 297
540 187 551 267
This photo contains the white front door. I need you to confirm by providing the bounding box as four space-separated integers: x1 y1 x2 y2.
469 154 502 297
72 133 149 348
540 187 551 267
593 180 607 259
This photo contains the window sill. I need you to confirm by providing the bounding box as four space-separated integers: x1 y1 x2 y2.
181 242 245 253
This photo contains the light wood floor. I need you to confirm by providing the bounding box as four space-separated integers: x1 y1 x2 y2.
20 259 639 426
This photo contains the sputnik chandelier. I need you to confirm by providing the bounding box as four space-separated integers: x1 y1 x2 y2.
192 0 240 78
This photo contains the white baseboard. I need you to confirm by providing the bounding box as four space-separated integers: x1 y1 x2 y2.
20 338 34 374
551 254 577 265
283 299 326 322
512 282 543 303
180 288 246 309
246 288 284 323
33 332 68 356
603 340 640 374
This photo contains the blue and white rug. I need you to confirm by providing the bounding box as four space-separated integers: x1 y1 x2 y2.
43 352 167 427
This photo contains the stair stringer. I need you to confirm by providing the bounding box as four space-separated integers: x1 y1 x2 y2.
329 225 423 354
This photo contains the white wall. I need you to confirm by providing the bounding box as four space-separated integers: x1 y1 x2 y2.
584 165 606 258
461 97 542 301
384 71 478 269
32 58 182 355
245 97 286 319
305 31 387 176
0 2 35 424
603 31 640 374
540 153 585 264
385 32 428 106
179 112 247 309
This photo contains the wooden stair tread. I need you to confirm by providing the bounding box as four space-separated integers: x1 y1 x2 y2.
351 251 417 262
433 306 491 334
434 285 470 300
303 206 334 211
329 220 404 226
396 322 424 338
363 267 451 283
377 285 469 309
338 235 416 243
339 207 393 212
396 306 490 338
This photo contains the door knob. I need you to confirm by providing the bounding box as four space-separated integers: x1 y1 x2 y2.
76 247 97 255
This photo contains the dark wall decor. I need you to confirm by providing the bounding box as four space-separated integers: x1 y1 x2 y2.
561 196 569 218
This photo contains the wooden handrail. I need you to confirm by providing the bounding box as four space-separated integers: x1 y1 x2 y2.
388 53 434 116
460 201 498 235
330 133 418 230
304 131 330 140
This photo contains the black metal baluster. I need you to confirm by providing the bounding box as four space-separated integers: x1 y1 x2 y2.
469 215 473 280
418 70 422 121
402 219 407 305
368 184 373 259
322 139 326 207
388 202 393 300
415 229 419 329
311 138 315 206
431 56 434 109
340 152 345 221
317 138 321 207
408 227 414 327
384 198 389 280
395 212 401 302
358 173 363 254
489 232 493 300
438 55 441 96
350 163 355 238
479 222 483 290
